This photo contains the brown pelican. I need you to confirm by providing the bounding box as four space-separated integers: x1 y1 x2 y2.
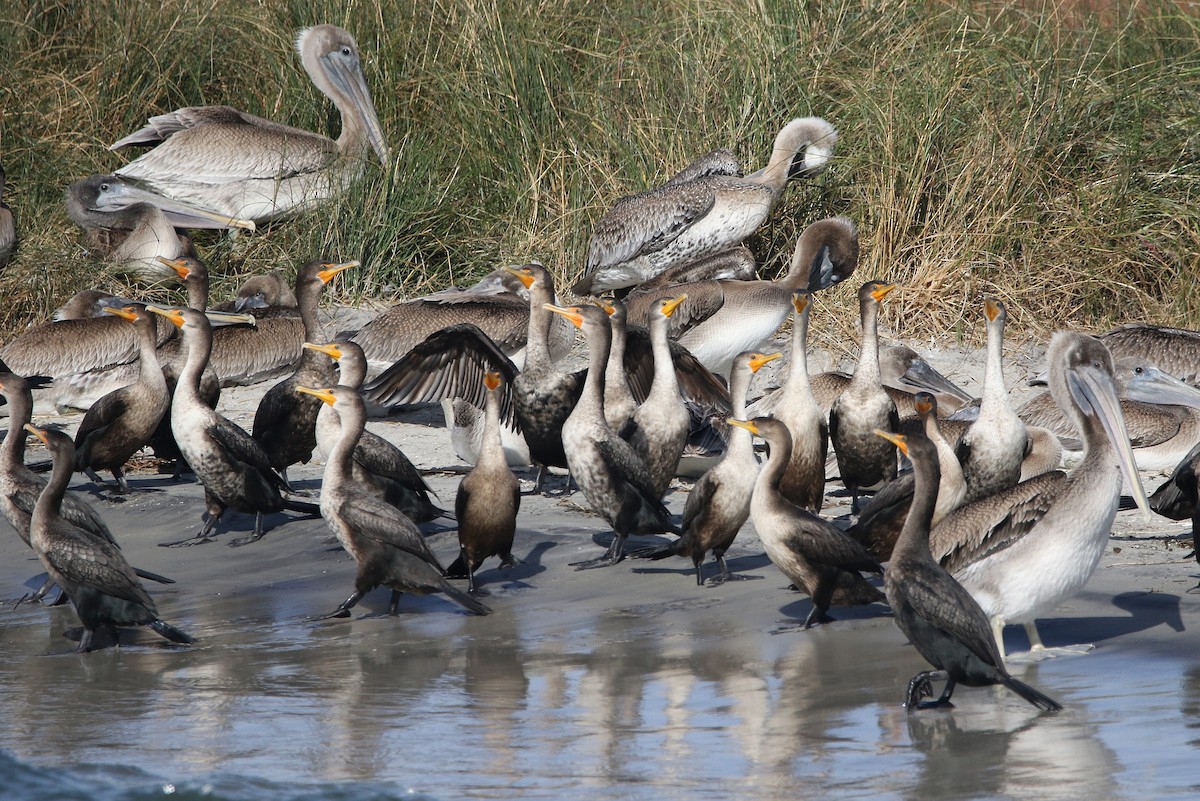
52 290 137 321
73 306 170 492
574 118 838 295
0 163 15 268
729 416 884 627
296 386 490 617
545 303 679 568
628 246 758 292
850 393 966 561
772 290 828 513
24 424 194 652
956 298 1027 504
623 216 859 375
109 25 388 224
210 259 355 387
446 371 520 591
303 341 446 522
1020 356 1200 472
929 332 1151 659
631 351 779 583
147 305 314 546
212 271 298 313
1099 323 1200 384
65 175 250 281
351 265 575 375
875 429 1061 711
830 280 900 514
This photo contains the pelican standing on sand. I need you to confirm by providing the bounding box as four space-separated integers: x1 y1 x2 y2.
574 117 838 295
876 429 1061 712
930 332 1151 659
108 25 388 224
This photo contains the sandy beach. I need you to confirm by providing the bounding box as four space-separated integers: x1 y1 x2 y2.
0 315 1197 801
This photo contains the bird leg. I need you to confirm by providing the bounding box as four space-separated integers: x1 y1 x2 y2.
388 589 404 614
160 514 221 547
570 532 627 570
76 627 96 653
318 590 364 620
704 553 760 586
905 670 950 710
112 467 135 493
1012 620 1094 661
228 513 270 548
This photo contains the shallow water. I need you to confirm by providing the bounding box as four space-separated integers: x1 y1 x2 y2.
1 565 1197 800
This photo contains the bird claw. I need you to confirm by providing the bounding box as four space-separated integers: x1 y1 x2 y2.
570 554 624 571
227 534 264 548
905 675 935 709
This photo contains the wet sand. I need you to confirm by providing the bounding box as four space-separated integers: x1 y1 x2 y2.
0 328 1198 800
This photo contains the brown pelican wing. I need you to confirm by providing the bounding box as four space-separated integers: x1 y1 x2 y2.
662 148 743 186
110 106 276 148
586 181 718 273
931 470 1067 573
116 119 336 187
361 324 519 428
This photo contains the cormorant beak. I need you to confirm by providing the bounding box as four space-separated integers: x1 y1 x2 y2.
749 352 782 373
984 297 1003 322
596 299 616 316
23 423 48 445
102 305 140 322
874 429 907 456
660 294 688 318
544 303 584 329
792 291 810 314
146 305 186 329
871 283 897 303
303 342 344 361
726 418 759 436
503 265 536 289
296 386 337 406
158 256 191 280
318 260 360 284
484 371 502 391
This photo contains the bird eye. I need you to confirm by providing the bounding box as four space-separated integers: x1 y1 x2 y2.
341 46 351 56
100 183 109 191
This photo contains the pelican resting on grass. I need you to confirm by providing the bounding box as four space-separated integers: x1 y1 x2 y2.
108 24 388 224
574 117 837 295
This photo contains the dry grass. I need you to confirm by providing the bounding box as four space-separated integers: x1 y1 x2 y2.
0 0 1197 349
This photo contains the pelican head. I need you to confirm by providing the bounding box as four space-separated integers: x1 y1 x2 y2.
297 25 389 164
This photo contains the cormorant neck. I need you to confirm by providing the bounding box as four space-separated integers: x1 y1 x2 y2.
760 431 792 495
340 352 367 390
524 282 555 368
981 316 1008 408
478 387 506 470
328 401 365 483
34 443 72 525
856 300 882 382
646 315 677 401
783 307 814 397
177 324 211 405
579 323 612 421
894 447 941 562
137 319 167 390
297 279 325 341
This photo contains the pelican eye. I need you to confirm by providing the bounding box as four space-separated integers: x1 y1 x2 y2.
100 183 109 191
341 47 351 56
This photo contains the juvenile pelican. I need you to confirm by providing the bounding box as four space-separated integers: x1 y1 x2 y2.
110 25 388 224
574 118 837 295
929 332 1151 659
623 217 859 375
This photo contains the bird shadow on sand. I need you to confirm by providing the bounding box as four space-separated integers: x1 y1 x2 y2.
999 590 1185 653
471 540 557 594
626 548 773 581
772 593 892 634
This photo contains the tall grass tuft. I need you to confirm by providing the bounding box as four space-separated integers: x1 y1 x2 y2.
0 0 1197 350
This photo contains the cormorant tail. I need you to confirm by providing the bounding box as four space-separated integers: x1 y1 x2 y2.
628 540 685 561
445 553 469 578
149 619 196 645
1003 676 1062 712
133 567 175 585
440 581 492 615
283 497 321 515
